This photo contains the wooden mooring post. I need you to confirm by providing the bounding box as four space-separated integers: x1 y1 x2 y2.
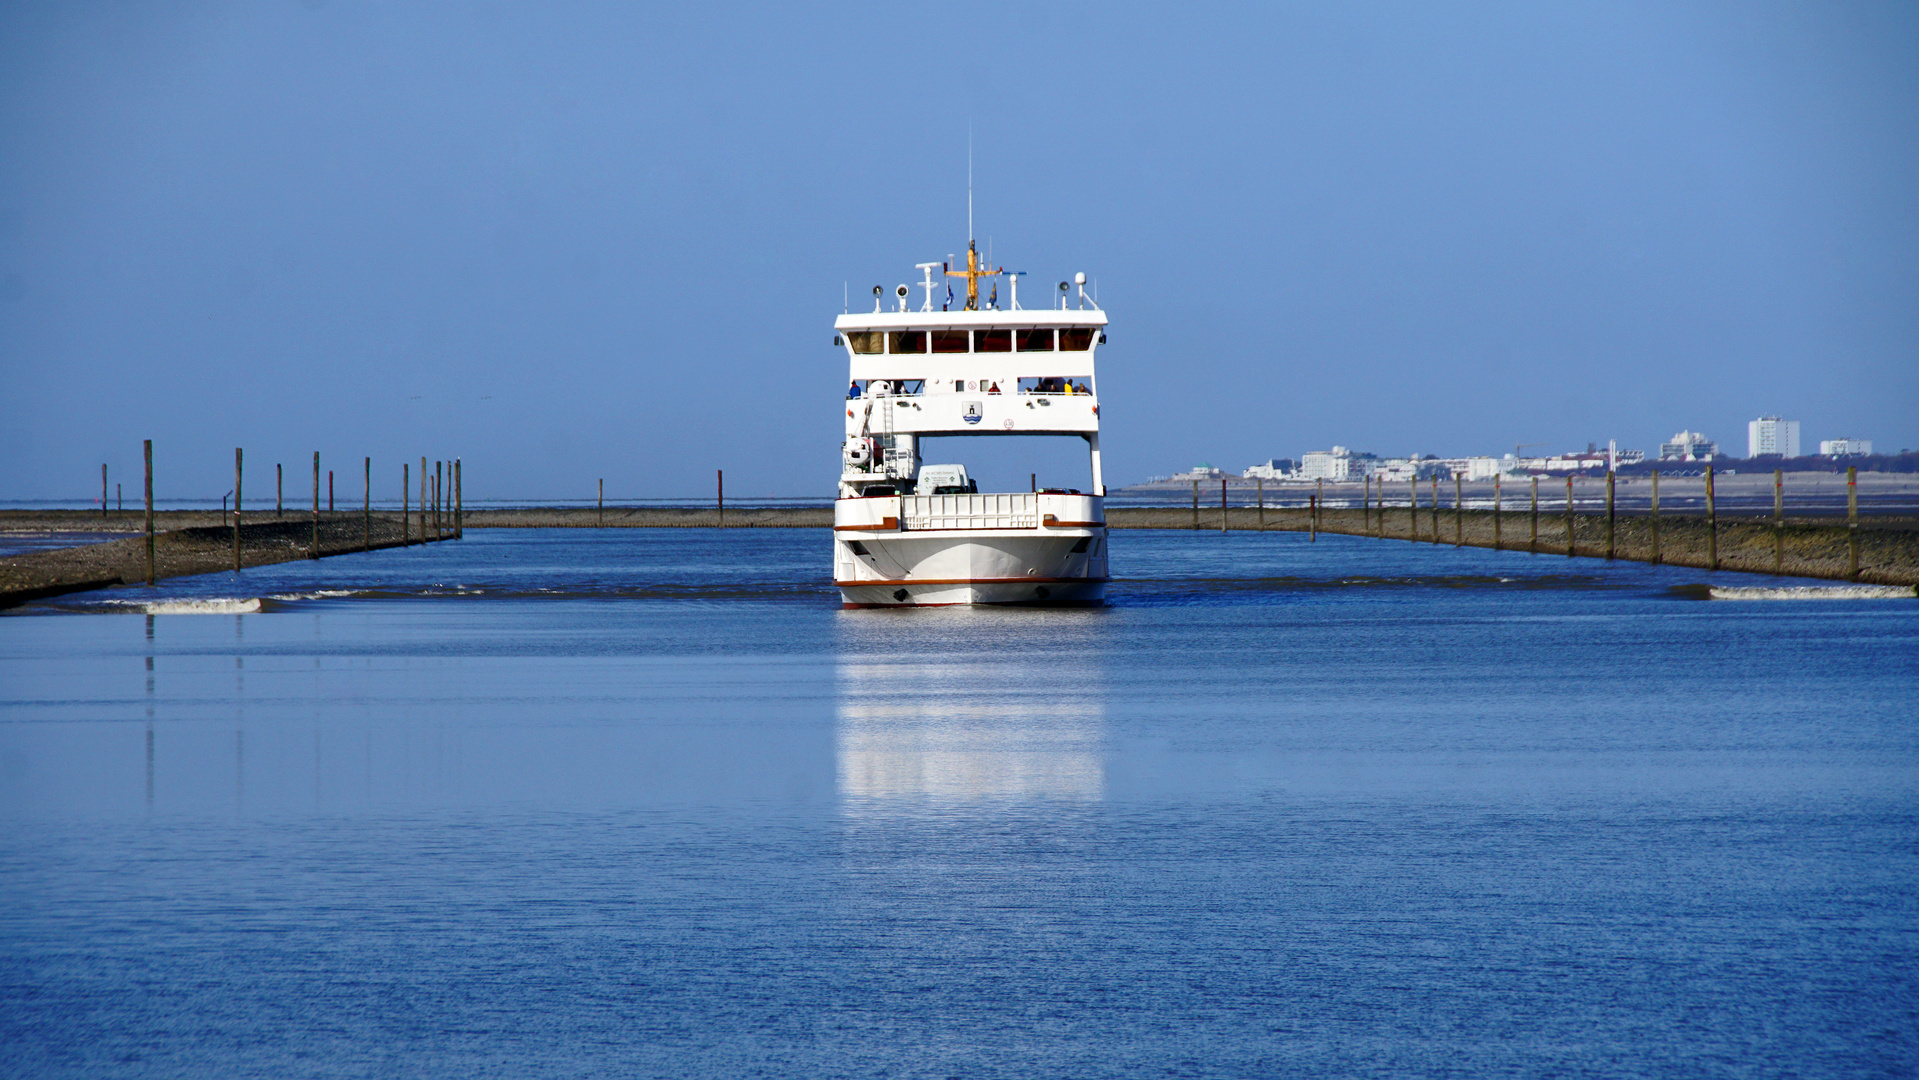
1309 493 1317 542
1649 469 1661 564
1221 478 1228 534
144 439 154 585
1773 469 1784 574
1361 476 1369 533
276 463 282 518
598 479 604 527
403 462 411 546
311 452 321 559
1314 478 1323 537
1453 474 1463 547
1493 474 1502 549
1564 475 1575 558
1529 476 1539 554
1191 480 1199 530
1604 470 1615 560
1847 465 1860 581
233 448 243 572
1430 476 1440 544
419 457 428 543
1705 465 1718 571
717 469 724 528
434 461 442 537
1409 477 1418 541
101 464 108 519
454 459 463 539
1257 477 1265 529
329 470 335 513
363 457 371 553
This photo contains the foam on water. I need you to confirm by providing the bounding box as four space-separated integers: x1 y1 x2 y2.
1709 584 1916 600
102 597 265 614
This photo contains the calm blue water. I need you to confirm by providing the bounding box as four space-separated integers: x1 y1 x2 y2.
3 529 1916 1078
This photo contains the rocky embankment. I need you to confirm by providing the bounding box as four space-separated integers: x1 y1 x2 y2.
0 514 430 608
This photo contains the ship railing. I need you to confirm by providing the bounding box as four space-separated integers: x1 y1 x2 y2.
901 493 1038 531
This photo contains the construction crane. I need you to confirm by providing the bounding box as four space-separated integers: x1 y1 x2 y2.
1514 442 1548 458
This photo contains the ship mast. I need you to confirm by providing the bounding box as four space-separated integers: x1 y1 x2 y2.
943 143 1000 311
945 239 1001 311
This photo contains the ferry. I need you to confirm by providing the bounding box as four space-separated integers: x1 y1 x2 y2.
833 242 1109 607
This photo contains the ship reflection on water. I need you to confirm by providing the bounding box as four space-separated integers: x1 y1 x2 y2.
836 661 1105 804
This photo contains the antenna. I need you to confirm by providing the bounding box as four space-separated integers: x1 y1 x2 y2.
967 122 973 244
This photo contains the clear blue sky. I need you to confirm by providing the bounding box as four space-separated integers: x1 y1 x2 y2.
2 1 1914 501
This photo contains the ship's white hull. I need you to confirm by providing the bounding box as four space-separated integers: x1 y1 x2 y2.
834 494 1107 608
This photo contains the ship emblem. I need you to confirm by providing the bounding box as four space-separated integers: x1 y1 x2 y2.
962 401 983 425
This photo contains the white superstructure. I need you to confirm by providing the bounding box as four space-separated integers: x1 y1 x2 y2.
832 244 1109 608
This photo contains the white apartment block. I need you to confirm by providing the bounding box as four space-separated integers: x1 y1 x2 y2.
1299 447 1376 482
1748 416 1801 458
1819 437 1872 456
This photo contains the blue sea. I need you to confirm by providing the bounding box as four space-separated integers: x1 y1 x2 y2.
2 528 1915 1078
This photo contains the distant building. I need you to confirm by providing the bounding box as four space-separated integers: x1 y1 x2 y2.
1298 446 1376 482
1166 463 1230 483
1242 458 1296 480
1819 437 1872 456
1615 449 1647 466
1428 457 1508 481
1369 457 1450 482
1514 452 1610 473
1748 416 1801 458
1659 431 1718 461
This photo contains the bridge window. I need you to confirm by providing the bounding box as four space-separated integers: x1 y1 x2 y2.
1058 328 1095 351
888 331 927 354
1016 329 1055 352
930 330 970 353
977 329 1012 352
845 331 884 354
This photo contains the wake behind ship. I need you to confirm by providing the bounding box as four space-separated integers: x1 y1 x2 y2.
833 244 1109 608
